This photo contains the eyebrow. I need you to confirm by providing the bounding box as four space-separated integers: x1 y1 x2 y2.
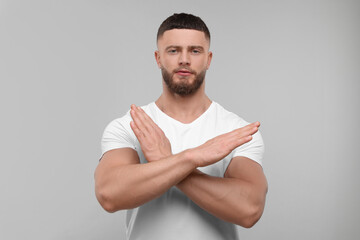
165 45 205 51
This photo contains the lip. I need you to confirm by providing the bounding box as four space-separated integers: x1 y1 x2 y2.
175 69 193 76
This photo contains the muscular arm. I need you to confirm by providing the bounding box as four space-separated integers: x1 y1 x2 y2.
95 105 196 212
95 105 261 217
95 148 195 212
177 156 268 228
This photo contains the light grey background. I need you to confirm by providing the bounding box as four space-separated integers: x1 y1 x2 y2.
1 0 359 239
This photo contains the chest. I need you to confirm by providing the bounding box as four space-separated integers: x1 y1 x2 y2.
135 117 235 177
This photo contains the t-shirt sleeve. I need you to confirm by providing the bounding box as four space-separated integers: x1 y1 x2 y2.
232 129 264 166
225 114 265 166
101 113 136 156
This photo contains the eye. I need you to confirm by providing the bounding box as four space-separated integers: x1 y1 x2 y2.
192 49 201 54
168 49 177 54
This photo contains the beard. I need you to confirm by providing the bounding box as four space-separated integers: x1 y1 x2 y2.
161 66 206 96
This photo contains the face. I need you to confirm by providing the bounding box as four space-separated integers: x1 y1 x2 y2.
155 29 212 96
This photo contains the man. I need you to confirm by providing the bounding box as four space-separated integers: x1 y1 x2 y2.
95 13 268 240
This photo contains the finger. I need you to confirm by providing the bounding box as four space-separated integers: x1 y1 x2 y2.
252 121 260 127
136 107 170 141
136 106 154 124
130 106 151 135
227 125 253 139
135 106 162 135
238 127 258 140
130 104 138 118
130 104 139 114
130 107 142 130
130 120 145 141
131 105 166 143
234 135 253 147
225 126 258 146
235 122 260 137
133 106 151 126
227 130 256 149
242 121 260 129
137 106 160 130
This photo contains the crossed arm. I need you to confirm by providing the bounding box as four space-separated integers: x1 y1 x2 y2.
95 105 268 228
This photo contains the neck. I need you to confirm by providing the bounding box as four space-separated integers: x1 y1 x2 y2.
155 82 212 124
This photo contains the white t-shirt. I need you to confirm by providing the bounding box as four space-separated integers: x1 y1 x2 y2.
101 101 264 240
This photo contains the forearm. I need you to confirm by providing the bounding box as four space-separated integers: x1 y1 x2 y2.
96 150 196 212
176 170 266 228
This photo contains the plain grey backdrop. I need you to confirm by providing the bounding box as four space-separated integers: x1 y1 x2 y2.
1 0 359 239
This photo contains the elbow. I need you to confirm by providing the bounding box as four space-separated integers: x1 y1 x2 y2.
95 182 140 212
237 186 268 228
236 203 264 228
241 212 261 229
95 184 134 213
101 200 117 214
95 188 119 213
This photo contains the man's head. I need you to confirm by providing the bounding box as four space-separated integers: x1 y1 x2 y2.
155 13 212 96
157 13 210 44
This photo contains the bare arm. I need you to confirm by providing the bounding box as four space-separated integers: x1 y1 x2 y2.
176 156 268 228
127 105 268 227
95 105 259 213
95 104 198 212
94 147 195 212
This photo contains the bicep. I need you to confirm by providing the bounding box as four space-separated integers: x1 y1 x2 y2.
224 156 268 193
95 148 140 180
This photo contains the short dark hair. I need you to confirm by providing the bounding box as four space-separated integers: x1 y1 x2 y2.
157 13 210 42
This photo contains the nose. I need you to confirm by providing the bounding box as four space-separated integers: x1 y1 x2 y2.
179 51 190 66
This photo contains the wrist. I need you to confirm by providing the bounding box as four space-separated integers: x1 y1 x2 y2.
182 149 199 168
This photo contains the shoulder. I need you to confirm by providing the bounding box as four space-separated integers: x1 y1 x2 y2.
106 111 131 129
105 102 154 132
213 102 265 165
101 102 153 155
212 102 250 128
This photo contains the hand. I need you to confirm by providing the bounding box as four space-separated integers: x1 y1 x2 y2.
188 122 260 167
130 104 172 162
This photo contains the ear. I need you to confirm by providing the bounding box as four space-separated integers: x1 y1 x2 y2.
206 51 213 70
155 50 162 69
